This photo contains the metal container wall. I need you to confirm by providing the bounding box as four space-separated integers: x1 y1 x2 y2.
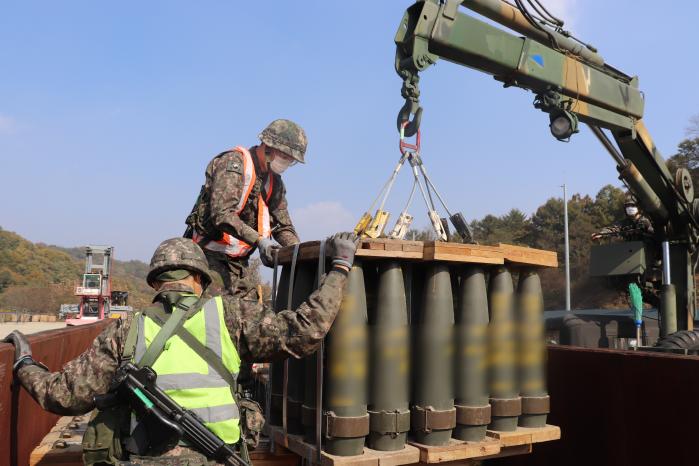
454 266 491 441
487 267 521 431
323 262 369 456
516 270 549 427
412 264 456 445
269 264 291 426
0 321 109 466
490 345 699 466
367 261 410 451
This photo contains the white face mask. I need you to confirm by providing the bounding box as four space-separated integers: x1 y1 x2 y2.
269 156 292 174
626 206 638 216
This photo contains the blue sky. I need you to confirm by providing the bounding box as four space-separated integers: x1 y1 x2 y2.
1 1 698 262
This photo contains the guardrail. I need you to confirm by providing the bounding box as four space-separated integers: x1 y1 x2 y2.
0 320 110 466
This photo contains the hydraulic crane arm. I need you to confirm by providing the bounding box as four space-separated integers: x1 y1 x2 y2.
395 0 698 329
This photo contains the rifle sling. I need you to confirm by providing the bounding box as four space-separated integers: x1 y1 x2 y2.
142 305 238 392
137 295 201 369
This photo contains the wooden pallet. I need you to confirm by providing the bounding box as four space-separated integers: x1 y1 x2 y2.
486 424 561 447
499 243 558 268
410 425 560 464
270 426 420 466
423 242 503 264
276 239 557 268
30 415 86 466
270 424 559 465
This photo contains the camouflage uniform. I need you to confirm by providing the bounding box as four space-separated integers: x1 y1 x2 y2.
195 147 300 290
186 119 307 293
16 270 348 465
597 215 655 241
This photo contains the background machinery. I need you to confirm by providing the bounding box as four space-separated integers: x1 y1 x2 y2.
394 0 699 339
66 245 114 326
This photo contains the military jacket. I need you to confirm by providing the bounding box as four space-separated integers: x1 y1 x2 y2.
17 269 347 415
598 216 655 241
195 146 300 249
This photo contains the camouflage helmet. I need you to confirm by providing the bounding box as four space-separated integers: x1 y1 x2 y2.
624 192 637 206
147 238 212 289
258 119 307 163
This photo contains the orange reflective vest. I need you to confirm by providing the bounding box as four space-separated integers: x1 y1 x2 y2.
194 146 273 258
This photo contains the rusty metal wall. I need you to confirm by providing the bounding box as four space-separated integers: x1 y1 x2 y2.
492 344 699 466
0 321 110 466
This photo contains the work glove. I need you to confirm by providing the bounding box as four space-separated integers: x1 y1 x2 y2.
258 237 280 268
2 330 46 373
329 232 360 270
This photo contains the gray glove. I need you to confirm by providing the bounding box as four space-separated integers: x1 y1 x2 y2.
258 237 280 268
329 232 360 269
3 330 44 373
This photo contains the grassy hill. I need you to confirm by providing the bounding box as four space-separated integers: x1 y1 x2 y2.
0 227 152 312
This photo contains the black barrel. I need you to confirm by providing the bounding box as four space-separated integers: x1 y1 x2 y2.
454 266 491 441
324 262 369 456
516 270 549 427
412 264 456 446
368 261 410 451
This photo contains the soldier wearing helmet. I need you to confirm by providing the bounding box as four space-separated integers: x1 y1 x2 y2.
591 193 655 241
185 119 306 292
4 233 359 465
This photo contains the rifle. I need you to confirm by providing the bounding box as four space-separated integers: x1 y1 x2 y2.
95 363 249 466
593 225 653 240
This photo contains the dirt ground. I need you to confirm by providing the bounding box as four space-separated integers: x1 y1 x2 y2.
0 322 66 338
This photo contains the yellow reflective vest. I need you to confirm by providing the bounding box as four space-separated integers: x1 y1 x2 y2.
133 296 241 444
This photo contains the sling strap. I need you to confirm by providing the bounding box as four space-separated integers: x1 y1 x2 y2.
143 305 238 392
137 295 201 368
122 295 200 365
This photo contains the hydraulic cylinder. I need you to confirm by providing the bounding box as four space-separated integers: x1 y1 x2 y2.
412 264 456 446
454 266 491 441
368 261 410 451
324 262 369 456
487 267 521 431
516 270 549 428
660 284 677 337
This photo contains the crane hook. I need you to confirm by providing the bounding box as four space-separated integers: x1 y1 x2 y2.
397 99 422 137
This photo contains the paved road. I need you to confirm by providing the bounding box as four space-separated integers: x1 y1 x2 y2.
0 322 66 338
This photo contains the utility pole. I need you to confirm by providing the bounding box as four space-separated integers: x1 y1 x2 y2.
562 184 571 311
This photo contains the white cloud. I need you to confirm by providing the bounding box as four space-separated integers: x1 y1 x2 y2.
0 114 17 134
291 201 355 241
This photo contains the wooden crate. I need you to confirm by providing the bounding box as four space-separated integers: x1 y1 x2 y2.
276 239 557 268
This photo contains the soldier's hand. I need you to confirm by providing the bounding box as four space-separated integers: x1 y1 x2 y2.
329 232 360 270
2 330 41 373
258 237 280 267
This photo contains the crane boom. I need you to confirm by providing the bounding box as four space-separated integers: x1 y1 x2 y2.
395 0 698 330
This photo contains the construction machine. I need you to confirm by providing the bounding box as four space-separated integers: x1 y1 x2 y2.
66 245 114 326
393 0 698 341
